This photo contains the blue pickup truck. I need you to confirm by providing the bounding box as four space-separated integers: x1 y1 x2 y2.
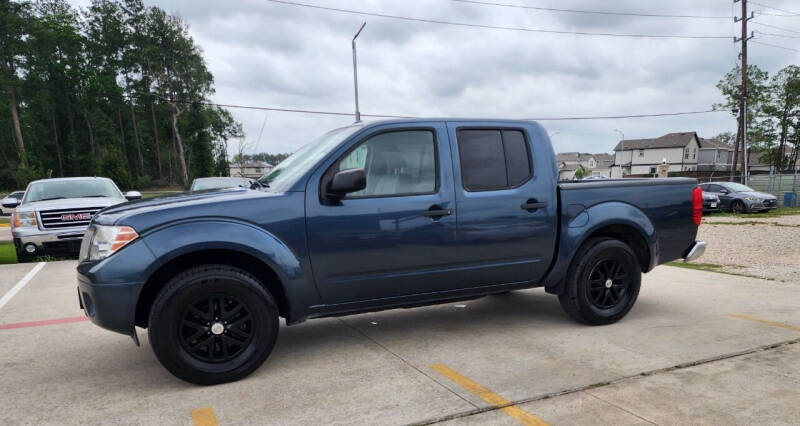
77 119 706 384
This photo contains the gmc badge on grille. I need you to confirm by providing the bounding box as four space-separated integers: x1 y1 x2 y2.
61 213 91 221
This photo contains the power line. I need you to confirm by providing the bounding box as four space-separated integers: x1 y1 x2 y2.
751 21 800 34
451 0 733 19
754 31 800 39
1 79 734 121
750 1 800 16
752 40 800 52
265 0 731 39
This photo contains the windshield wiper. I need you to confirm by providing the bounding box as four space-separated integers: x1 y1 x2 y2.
38 197 66 201
83 195 111 197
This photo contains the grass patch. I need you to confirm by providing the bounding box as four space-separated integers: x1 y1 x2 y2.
0 217 9 224
666 261 770 280
0 243 17 264
141 190 183 199
708 206 800 218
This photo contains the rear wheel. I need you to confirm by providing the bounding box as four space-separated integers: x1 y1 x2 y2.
558 238 641 325
148 265 279 385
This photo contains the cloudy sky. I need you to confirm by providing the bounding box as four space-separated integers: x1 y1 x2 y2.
75 0 800 156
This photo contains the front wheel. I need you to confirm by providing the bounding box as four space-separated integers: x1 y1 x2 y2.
558 238 641 325
148 265 279 385
730 200 746 213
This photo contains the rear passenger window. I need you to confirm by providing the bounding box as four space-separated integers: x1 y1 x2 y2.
457 129 532 191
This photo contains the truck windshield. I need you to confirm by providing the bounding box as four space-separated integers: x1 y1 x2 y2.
23 180 124 204
258 124 363 191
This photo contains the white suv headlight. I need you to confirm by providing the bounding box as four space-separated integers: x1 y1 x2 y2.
12 211 37 229
80 225 138 261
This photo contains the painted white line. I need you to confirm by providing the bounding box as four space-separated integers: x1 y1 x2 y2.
0 262 46 311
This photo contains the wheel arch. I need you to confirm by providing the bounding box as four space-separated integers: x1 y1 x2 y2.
135 248 290 328
544 201 657 294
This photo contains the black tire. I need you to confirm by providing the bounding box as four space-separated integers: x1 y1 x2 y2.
558 238 641 325
730 200 746 214
15 249 34 263
148 265 279 385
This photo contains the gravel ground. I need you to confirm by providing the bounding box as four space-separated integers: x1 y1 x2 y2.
698 214 800 282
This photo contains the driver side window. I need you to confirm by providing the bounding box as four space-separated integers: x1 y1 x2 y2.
334 130 437 198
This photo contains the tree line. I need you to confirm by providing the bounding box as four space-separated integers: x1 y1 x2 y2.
0 0 244 190
716 64 800 172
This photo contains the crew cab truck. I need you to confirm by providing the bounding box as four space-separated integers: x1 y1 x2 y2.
77 119 706 385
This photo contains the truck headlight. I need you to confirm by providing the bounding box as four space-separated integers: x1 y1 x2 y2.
80 225 138 261
12 211 37 229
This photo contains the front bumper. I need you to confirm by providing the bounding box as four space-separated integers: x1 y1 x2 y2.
77 273 143 336
683 241 707 263
12 226 86 256
745 200 778 211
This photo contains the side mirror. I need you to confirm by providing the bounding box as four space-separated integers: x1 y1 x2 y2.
327 168 366 201
719 189 729 194
125 191 142 201
2 200 20 208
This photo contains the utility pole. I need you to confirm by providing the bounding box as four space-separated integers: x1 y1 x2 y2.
352 22 366 122
734 0 754 184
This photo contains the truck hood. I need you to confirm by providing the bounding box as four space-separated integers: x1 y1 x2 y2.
16 197 126 213
93 187 284 230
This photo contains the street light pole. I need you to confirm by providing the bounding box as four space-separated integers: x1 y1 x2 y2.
352 22 366 122
614 129 625 176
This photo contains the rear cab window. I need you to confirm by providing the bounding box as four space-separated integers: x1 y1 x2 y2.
456 129 533 191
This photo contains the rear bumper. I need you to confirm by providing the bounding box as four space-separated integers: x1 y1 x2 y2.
77 273 143 336
683 240 706 263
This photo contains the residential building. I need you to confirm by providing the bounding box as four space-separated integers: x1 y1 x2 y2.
229 161 273 179
698 138 734 172
556 152 614 180
612 132 700 177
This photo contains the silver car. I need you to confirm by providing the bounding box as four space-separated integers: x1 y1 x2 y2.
0 191 25 215
2 177 141 262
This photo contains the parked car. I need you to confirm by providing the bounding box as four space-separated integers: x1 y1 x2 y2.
3 177 141 262
698 182 777 213
77 119 705 385
701 190 720 213
190 177 258 191
0 191 25 215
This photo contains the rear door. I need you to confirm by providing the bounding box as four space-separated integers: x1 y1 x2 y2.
306 122 461 304
447 122 558 287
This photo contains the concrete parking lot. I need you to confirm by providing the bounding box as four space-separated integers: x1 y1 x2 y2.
0 260 798 425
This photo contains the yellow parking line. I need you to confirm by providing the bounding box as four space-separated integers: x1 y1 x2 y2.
431 363 548 426
191 407 218 426
0 223 9 228
728 314 800 332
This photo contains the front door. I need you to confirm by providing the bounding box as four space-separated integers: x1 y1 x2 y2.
306 123 459 304
447 122 558 287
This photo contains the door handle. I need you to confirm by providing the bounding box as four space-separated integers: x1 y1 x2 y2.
423 205 452 218
521 200 547 211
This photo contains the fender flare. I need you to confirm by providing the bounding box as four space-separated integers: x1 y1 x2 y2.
138 218 311 321
544 201 657 294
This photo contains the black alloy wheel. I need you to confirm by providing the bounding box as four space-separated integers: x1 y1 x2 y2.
731 200 745 213
586 258 631 310
179 294 254 363
558 237 642 325
148 265 279 385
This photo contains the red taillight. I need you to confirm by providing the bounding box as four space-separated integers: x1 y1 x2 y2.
692 186 702 226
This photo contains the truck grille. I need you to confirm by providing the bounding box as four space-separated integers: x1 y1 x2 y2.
38 207 104 230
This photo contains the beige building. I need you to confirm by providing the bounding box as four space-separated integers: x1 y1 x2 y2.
612 132 700 177
229 161 273 179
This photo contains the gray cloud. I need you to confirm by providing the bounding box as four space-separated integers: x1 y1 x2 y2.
71 0 800 156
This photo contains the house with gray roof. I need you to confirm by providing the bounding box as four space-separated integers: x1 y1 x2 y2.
698 138 734 172
612 132 700 176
